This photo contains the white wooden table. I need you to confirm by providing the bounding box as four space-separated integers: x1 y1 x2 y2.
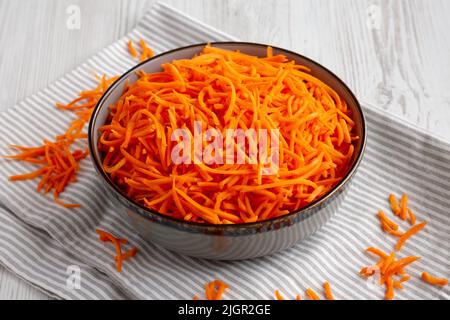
0 0 449 299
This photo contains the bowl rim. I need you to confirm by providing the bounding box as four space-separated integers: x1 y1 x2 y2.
88 41 367 230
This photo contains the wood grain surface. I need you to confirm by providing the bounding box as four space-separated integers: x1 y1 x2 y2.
0 0 449 299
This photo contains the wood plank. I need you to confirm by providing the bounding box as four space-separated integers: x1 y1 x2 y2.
0 0 449 299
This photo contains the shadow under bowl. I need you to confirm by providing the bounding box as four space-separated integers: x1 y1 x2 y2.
88 42 367 260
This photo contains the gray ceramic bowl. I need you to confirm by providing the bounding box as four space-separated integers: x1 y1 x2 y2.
88 42 366 260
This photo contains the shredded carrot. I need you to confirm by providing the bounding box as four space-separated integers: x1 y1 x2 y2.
274 290 284 300
389 194 401 216
139 39 154 62
395 221 427 251
198 280 228 300
377 210 403 237
407 208 416 225
305 288 320 300
400 194 408 221
385 277 395 300
361 246 420 300
128 40 138 58
96 229 137 272
366 247 388 259
4 140 88 208
390 192 417 224
96 229 123 272
98 45 357 224
323 281 334 300
421 272 449 287
361 194 432 300
360 266 379 277
115 247 138 261
96 229 128 244
274 285 334 301
3 75 118 207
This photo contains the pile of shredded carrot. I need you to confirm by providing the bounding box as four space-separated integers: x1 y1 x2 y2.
98 45 358 224
3 75 117 207
96 229 138 272
361 193 448 300
274 281 334 300
360 247 419 300
194 280 229 300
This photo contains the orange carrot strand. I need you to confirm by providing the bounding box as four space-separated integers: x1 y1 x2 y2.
421 272 449 287
323 282 334 300
305 288 320 300
395 221 427 251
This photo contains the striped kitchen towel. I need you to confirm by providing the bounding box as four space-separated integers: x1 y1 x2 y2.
0 2 449 300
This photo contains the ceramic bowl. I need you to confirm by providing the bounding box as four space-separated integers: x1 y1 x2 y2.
88 42 367 260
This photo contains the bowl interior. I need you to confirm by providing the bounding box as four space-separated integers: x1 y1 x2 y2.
89 42 366 227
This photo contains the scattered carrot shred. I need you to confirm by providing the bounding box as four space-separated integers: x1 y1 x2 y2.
385 277 395 300
197 280 228 300
390 193 417 225
139 39 154 62
305 288 320 300
128 40 138 58
116 247 138 262
407 208 417 225
366 247 388 259
361 246 420 300
377 210 403 237
96 229 137 272
400 194 408 221
389 194 401 216
5 139 87 207
323 281 334 300
276 284 333 301
395 221 427 251
274 290 284 300
421 272 449 287
99 45 357 224
383 193 434 298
